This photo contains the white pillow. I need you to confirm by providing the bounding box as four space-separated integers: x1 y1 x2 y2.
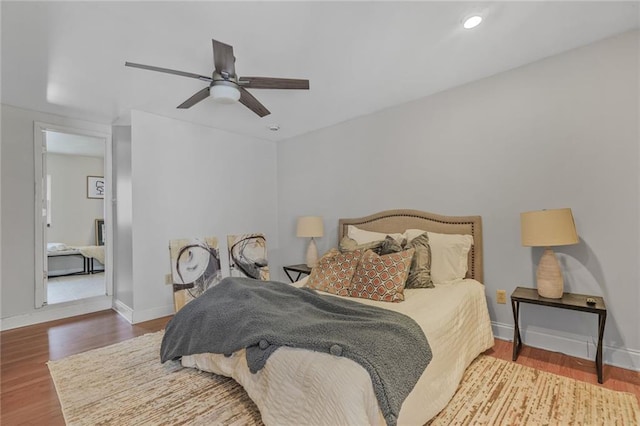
346 225 404 245
47 242 69 251
404 228 427 242
426 232 473 284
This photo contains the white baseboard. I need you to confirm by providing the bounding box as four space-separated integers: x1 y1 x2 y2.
0 298 173 331
0 296 113 331
131 304 174 324
112 299 133 323
112 299 173 325
492 321 640 372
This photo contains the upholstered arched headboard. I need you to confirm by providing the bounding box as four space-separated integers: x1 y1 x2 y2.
338 209 483 283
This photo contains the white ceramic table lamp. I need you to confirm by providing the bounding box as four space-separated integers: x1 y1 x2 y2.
296 216 324 267
521 208 579 299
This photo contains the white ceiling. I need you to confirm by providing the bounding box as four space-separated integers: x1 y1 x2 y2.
2 2 638 142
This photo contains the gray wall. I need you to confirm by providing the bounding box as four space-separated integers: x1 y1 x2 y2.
125 111 279 322
0 105 34 317
277 31 639 369
46 153 104 246
2 31 638 371
113 126 133 308
1 105 112 321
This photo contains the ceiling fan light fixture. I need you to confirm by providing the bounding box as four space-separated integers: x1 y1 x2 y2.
125 39 309 116
463 15 483 29
210 84 240 103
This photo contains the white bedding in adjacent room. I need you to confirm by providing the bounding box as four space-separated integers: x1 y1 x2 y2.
182 278 494 425
47 242 81 256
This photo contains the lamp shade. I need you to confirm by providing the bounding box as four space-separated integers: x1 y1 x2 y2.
521 208 578 247
296 216 324 238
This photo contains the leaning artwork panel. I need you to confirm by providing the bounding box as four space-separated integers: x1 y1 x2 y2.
227 233 270 280
169 236 222 311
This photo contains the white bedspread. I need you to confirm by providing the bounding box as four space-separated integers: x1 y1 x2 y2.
47 244 105 264
47 242 79 256
76 245 105 264
182 278 494 425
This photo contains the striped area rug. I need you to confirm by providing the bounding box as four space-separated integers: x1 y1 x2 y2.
48 332 639 425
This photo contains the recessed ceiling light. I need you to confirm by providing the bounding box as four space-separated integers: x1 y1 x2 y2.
463 15 483 29
268 124 280 131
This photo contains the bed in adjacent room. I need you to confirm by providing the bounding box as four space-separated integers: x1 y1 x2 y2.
47 243 87 277
164 209 494 425
47 243 105 276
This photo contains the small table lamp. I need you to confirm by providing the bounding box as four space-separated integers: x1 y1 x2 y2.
521 208 579 299
297 216 324 267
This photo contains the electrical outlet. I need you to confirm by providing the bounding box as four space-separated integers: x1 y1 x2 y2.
496 290 507 304
165 273 173 285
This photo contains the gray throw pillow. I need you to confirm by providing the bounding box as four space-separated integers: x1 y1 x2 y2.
378 235 406 255
405 233 433 288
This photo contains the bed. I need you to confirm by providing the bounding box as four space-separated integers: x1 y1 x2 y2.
47 243 105 276
179 209 494 425
47 243 88 277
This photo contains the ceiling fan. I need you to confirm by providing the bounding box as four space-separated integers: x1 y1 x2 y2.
125 39 309 117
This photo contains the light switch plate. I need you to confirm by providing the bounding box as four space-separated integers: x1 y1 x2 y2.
496 290 507 304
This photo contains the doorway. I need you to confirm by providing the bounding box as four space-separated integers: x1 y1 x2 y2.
34 123 113 309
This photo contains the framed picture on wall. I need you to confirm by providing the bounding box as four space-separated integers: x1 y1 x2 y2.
95 219 105 246
87 176 105 199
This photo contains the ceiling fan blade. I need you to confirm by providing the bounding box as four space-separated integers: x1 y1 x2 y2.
212 39 236 78
239 87 270 117
239 77 309 90
177 87 210 109
125 62 212 82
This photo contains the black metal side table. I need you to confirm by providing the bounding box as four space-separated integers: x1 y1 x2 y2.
283 264 312 283
511 286 607 383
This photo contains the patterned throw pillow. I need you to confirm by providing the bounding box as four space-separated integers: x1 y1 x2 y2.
305 249 363 296
349 248 414 302
405 232 433 288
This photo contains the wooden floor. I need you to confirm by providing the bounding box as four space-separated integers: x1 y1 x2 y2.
1 310 170 425
486 339 640 398
1 310 639 425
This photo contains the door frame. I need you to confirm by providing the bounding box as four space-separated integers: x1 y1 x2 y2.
33 122 113 308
